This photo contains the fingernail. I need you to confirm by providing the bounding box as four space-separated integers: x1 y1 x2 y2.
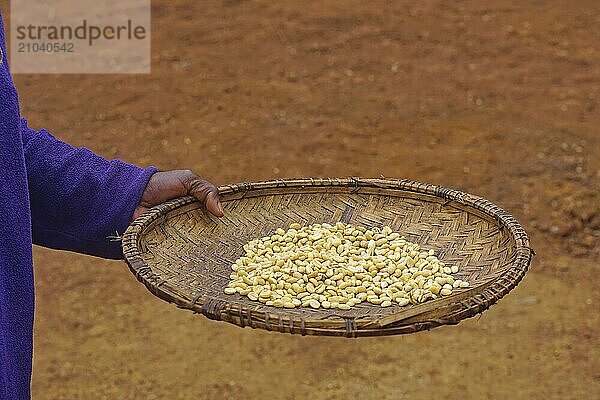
218 202 224 214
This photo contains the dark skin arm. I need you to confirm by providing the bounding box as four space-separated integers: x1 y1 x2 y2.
131 169 224 221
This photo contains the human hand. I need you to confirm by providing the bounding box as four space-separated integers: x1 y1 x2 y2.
131 170 224 221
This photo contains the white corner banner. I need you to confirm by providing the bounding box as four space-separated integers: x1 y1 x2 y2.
10 0 150 73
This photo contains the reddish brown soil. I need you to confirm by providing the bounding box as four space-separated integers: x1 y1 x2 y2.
4 0 599 398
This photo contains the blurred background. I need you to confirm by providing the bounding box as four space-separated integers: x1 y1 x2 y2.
3 0 599 398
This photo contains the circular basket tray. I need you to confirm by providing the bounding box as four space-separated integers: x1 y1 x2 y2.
122 178 533 337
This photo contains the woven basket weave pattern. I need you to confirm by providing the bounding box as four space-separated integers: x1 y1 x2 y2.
122 178 532 337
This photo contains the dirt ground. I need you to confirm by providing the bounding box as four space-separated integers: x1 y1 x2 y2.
3 0 599 398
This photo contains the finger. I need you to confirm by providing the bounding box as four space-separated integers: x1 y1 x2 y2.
186 176 224 217
131 206 149 222
206 190 225 217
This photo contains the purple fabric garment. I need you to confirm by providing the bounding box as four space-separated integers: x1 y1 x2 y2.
0 11 157 399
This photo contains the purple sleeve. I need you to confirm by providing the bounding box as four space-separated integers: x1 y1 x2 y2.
20 118 157 259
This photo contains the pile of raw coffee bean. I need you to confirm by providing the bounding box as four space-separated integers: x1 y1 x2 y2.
224 222 469 310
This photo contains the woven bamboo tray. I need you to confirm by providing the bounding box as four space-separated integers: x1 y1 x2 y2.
122 178 533 337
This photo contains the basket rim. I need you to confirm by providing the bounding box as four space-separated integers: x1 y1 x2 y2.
122 177 533 337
